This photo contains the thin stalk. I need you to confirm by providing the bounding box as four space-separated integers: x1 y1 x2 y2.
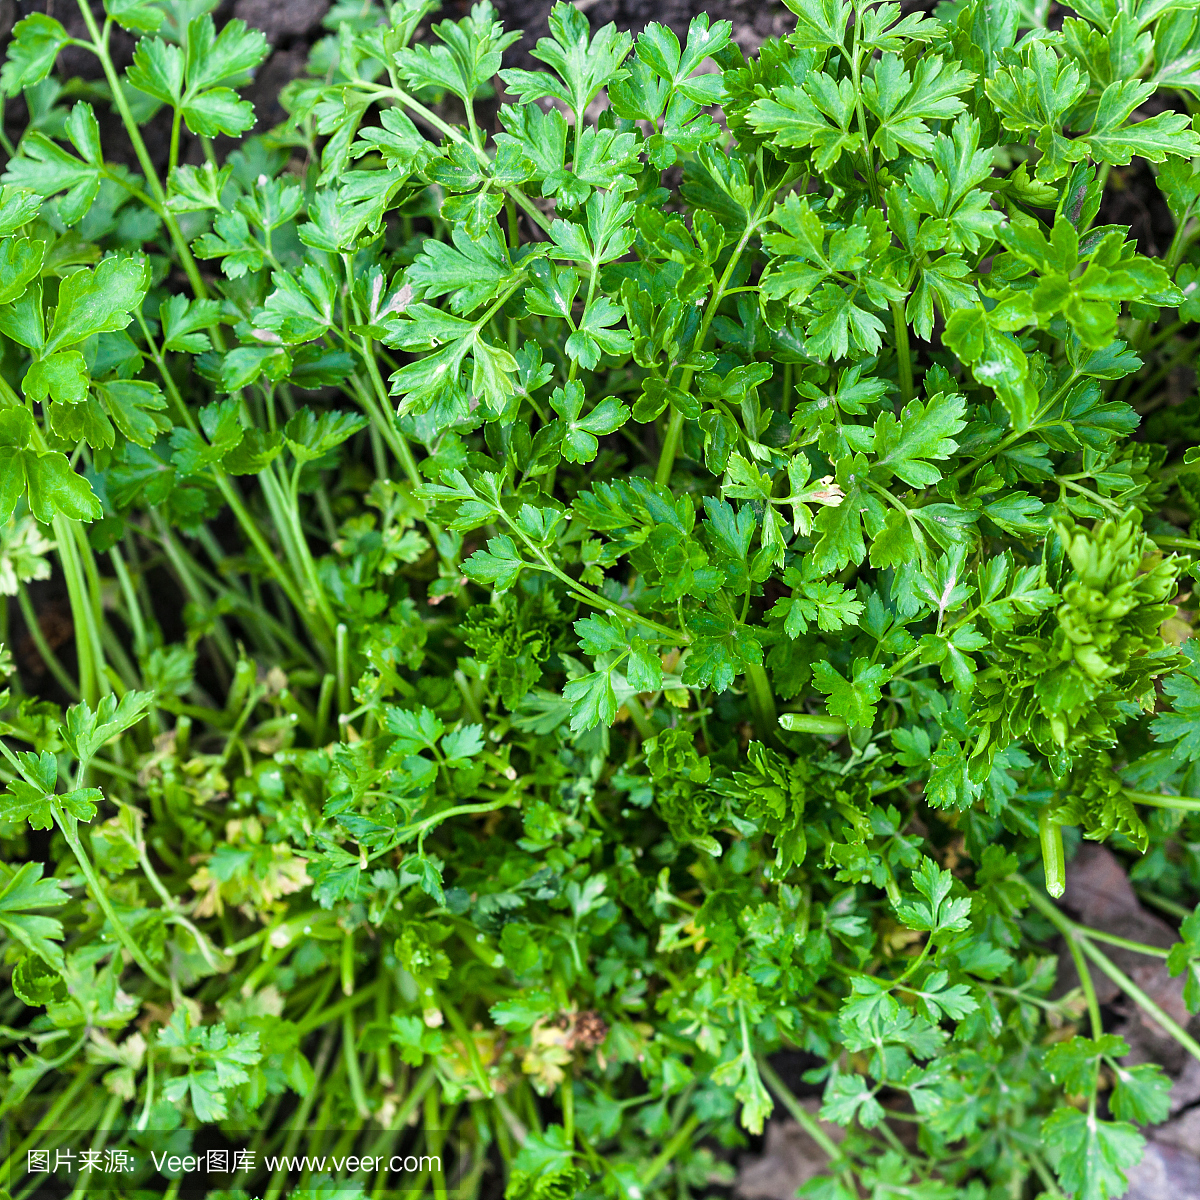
1079 937 1200 1063
1021 881 1103 1038
68 1093 122 1200
1126 790 1200 812
261 1028 337 1200
622 692 656 739
213 473 326 653
1038 809 1066 899
16 581 80 699
73 4 213 308
655 407 686 488
137 320 318 642
743 661 777 740
0 1067 100 1178
259 464 337 639
1135 888 1193 920
56 810 170 988
294 980 384 1036
375 970 394 1088
890 299 913 402
561 1075 574 1146
425 1087 447 1200
757 1057 843 1161
52 513 108 705
108 544 149 658
639 1114 701 1189
152 515 238 672
1081 928 1170 959
343 1009 371 1119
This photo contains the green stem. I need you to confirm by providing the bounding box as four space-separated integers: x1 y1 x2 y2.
213 473 325 652
259 463 337 639
1126 790 1200 811
1038 809 1066 899
404 796 520 849
757 1057 843 1161
890 300 913 402
73 4 212 308
655 407 685 487
294 979 383 1036
52 513 108 705
1135 888 1193 920
16 581 80 699
336 622 350 733
343 1009 371 1119
743 660 777 740
1021 881 1103 1039
107 544 149 659
1081 928 1170 959
68 1093 122 1200
780 713 846 735
56 808 170 988
622 692 656 739
561 1075 574 1146
0 1067 99 1177
639 1115 701 1189
1078 936 1200 1064
425 1087 447 1200
1151 534 1200 551
262 1028 336 1200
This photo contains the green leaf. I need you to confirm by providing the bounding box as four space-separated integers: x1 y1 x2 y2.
549 382 628 462
1151 638 1200 761
0 237 44 306
681 610 763 693
159 1008 262 1122
786 0 853 52
26 450 103 524
160 294 222 353
806 282 887 360
171 397 244 474
564 297 631 370
1045 1034 1127 1095
564 667 619 731
23 351 88 405
894 858 973 934
1042 1106 1144 1200
105 0 165 33
500 2 630 117
464 535 526 590
1 15 69 97
872 391 967 488
1111 1061 1172 1125
491 991 556 1032
0 862 69 967
820 1069 885 1128
283 409 369 464
62 691 155 766
407 225 514 315
397 2 520 104
1166 905 1200 1013
811 657 889 727
748 77 862 169
44 256 150 356
864 54 975 161
13 953 68 1005
1085 78 1200 166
